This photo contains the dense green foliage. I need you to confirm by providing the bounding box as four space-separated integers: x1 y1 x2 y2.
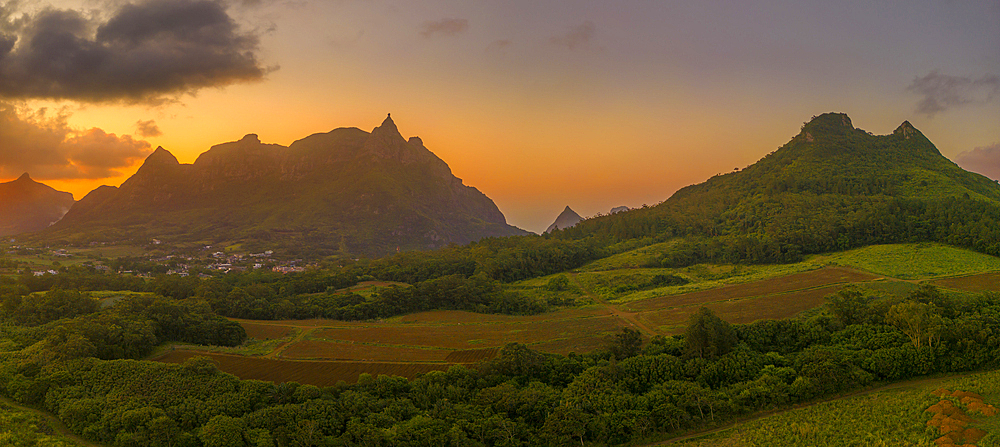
0 402 83 447
2 274 998 446
8 262 559 321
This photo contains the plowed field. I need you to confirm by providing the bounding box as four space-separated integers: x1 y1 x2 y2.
930 272 1000 293
624 267 875 312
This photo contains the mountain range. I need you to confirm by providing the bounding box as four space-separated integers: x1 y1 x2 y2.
39 115 527 256
0 173 75 237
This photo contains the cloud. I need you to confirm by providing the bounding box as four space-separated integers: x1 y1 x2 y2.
486 39 511 54
955 143 1000 181
0 102 152 180
907 71 999 116
135 119 162 138
0 0 272 104
419 18 468 38
550 21 596 50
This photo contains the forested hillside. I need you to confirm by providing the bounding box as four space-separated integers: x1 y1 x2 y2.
556 113 1000 261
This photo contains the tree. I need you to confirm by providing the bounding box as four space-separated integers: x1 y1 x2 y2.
609 327 643 360
199 415 247 447
887 301 942 348
826 287 873 326
684 307 736 359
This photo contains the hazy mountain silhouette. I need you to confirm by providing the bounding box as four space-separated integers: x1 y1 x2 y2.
0 173 75 237
45 115 527 256
545 206 584 233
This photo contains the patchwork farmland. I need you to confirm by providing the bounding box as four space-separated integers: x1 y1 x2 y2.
151 244 1000 386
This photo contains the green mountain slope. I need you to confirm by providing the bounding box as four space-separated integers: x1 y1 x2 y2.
41 116 527 256
0 173 75 237
556 112 1000 262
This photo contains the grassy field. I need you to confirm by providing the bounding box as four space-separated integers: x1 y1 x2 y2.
814 243 1000 279
675 369 1000 447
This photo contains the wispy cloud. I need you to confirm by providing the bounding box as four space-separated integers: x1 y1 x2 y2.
0 103 152 180
0 0 273 104
419 18 468 38
135 120 162 138
955 143 1000 181
907 71 999 116
551 21 596 50
486 39 511 54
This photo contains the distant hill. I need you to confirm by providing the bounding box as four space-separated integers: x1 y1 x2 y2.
0 173 75 237
555 113 1000 262
42 115 527 256
545 206 584 233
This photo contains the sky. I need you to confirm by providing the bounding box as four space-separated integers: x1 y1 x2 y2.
0 0 998 233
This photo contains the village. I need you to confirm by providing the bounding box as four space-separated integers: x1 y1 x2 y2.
1 239 311 278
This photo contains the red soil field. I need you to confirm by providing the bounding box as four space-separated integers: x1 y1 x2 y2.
529 334 615 355
239 322 296 340
930 272 1000 293
309 315 625 350
394 307 613 324
444 348 500 363
281 339 451 362
154 350 449 386
624 266 875 312
637 285 845 333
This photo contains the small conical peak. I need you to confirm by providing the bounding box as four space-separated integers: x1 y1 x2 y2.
373 113 402 138
893 121 921 139
16 172 31 182
144 147 179 165
562 205 574 213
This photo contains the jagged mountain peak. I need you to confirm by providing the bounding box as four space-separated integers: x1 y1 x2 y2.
371 113 404 142
44 116 526 256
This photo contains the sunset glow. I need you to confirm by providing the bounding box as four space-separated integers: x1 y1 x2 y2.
2 0 998 232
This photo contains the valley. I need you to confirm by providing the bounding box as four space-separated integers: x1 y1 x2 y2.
2 112 1000 446
149 243 1000 386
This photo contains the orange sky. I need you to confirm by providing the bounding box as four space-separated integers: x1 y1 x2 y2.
2 1 998 233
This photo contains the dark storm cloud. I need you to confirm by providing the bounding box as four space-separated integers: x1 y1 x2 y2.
0 103 152 179
955 143 1000 182
907 71 999 116
419 18 468 38
0 0 272 103
550 21 595 50
135 119 162 137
